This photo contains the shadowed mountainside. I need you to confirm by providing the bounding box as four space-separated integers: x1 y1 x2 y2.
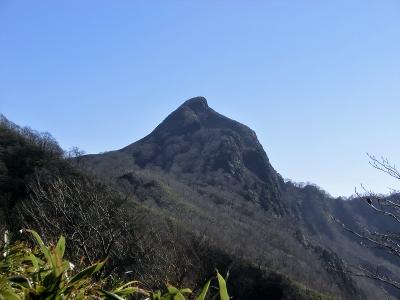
2 98 397 299
80 97 400 299
0 113 337 300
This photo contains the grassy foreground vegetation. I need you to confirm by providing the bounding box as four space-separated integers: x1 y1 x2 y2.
0 229 229 300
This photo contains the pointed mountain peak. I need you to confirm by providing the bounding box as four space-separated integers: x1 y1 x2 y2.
122 97 282 189
89 97 284 213
145 97 212 137
180 96 208 112
174 96 210 121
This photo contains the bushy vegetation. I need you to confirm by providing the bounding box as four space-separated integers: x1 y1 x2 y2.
0 229 230 300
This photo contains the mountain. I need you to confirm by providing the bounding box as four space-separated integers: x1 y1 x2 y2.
0 112 334 300
3 98 397 299
123 97 277 183
124 97 285 213
84 97 288 214
80 97 400 299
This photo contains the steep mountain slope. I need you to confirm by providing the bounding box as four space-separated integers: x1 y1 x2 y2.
84 97 285 214
81 97 399 299
123 97 278 185
0 114 337 300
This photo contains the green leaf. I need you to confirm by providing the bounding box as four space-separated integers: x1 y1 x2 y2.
43 271 60 288
195 280 210 300
179 288 192 294
113 280 141 292
98 289 125 300
75 289 85 300
217 272 229 300
26 229 45 250
26 229 55 268
112 287 136 296
152 290 162 300
29 253 39 272
167 284 180 294
0 290 22 300
113 286 149 297
55 236 66 258
7 275 30 288
69 260 105 285
0 289 22 300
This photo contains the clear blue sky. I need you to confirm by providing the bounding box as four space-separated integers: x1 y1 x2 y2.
1 1 399 197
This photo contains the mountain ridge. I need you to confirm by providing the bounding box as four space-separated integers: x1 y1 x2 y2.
101 97 286 214
78 97 399 299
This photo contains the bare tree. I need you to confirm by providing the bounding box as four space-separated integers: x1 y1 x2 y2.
65 146 86 165
17 175 130 269
333 154 400 290
15 174 194 286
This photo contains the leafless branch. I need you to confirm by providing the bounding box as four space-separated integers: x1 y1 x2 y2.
368 154 400 180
